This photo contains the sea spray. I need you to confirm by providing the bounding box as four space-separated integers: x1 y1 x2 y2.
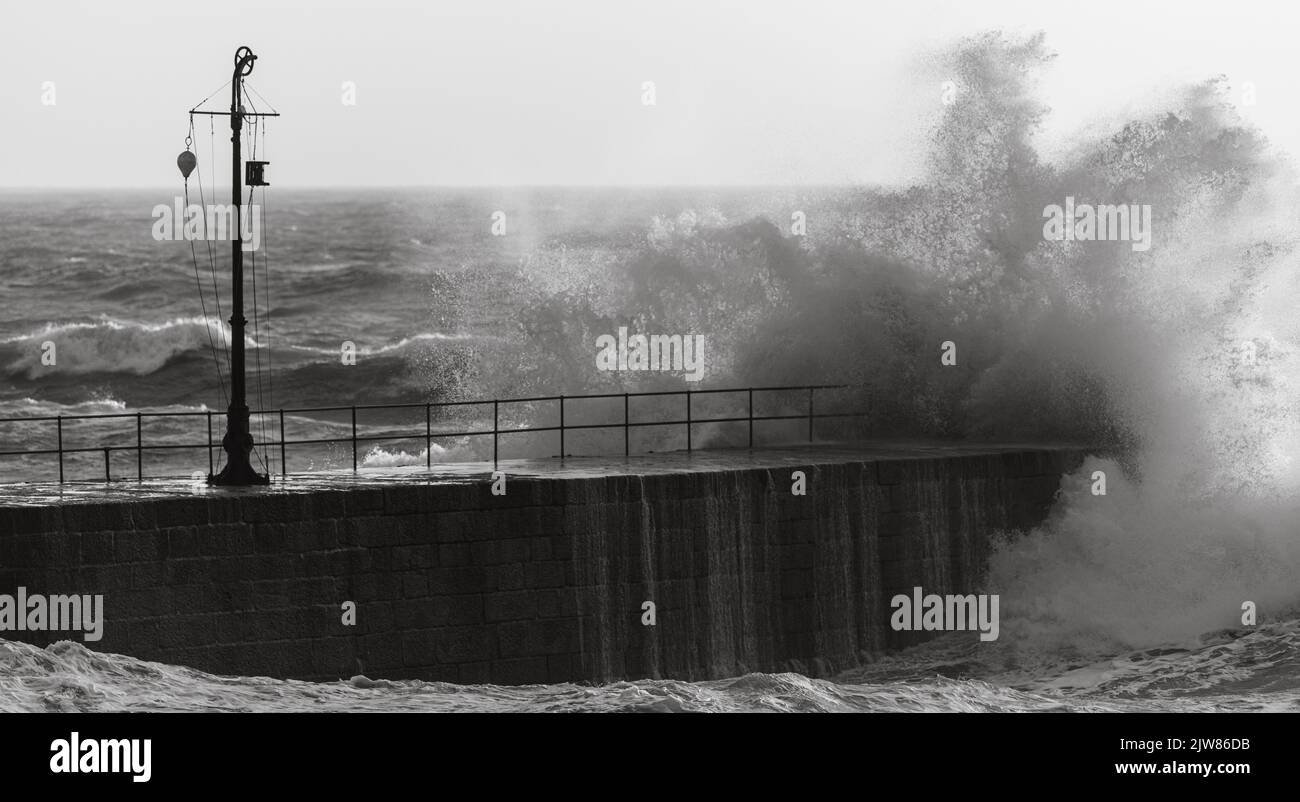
490 32 1300 652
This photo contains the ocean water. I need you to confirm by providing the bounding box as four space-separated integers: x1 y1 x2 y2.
0 185 822 480
3 621 1298 712
3 32 1300 711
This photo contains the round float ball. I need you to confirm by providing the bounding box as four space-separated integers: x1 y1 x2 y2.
177 150 197 179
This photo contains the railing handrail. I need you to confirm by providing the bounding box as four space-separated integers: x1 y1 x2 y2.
0 384 864 484
0 384 852 424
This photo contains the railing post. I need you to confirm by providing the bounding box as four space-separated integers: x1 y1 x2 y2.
207 410 214 478
747 388 753 449
137 412 143 482
624 392 629 456
558 394 565 459
351 406 358 472
686 390 692 452
808 387 815 443
493 399 499 470
426 403 432 469
279 408 287 479
56 416 64 484
103 448 110 482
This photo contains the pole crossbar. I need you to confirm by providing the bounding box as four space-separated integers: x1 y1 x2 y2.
188 110 281 117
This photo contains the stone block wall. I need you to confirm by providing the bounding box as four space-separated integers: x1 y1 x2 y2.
0 449 1086 683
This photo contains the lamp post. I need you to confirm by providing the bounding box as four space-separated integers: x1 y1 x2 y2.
191 46 278 486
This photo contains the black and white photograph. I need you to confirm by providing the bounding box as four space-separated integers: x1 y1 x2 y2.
0 0 1292 786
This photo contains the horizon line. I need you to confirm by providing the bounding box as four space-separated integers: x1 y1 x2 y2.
0 182 895 192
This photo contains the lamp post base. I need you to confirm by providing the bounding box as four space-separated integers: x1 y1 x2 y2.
208 414 270 486
208 460 270 486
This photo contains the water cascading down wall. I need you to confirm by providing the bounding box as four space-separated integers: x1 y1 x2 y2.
0 448 1084 684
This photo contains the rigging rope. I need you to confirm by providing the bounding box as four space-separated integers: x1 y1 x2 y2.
185 115 229 410
195 113 231 377
258 112 276 475
248 182 269 475
242 79 271 475
189 79 232 114
244 81 279 115
184 121 229 412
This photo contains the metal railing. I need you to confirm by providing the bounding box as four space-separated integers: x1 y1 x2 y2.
0 384 862 484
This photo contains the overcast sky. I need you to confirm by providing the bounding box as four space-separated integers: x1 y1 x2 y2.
1 0 1296 187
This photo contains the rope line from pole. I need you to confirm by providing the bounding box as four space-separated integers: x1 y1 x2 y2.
185 115 230 410
258 112 276 476
244 82 279 115
188 78 232 114
194 113 232 378
242 79 270 475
